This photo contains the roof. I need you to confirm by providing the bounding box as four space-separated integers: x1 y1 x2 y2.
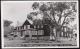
22 19 34 28
22 19 31 26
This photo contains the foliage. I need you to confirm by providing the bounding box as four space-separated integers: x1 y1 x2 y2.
4 20 13 27
4 20 13 36
27 2 77 33
27 14 33 20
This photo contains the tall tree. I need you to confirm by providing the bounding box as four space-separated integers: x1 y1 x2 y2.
27 2 77 40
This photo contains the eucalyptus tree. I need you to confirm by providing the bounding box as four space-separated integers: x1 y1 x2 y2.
27 2 77 40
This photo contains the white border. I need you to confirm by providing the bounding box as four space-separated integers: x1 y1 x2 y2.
1 0 79 48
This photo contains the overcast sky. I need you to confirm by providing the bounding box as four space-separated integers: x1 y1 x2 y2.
1 1 78 27
1 1 34 26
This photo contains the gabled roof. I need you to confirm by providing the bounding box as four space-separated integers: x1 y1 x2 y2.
22 19 31 26
22 19 34 28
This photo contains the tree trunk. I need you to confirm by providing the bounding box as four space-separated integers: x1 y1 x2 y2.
50 27 56 41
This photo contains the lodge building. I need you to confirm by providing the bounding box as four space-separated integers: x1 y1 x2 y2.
12 19 73 40
12 19 49 40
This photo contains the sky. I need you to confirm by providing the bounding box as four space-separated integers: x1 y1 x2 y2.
1 1 78 27
1 1 34 27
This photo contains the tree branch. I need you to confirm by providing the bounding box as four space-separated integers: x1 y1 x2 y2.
53 15 57 22
61 14 68 26
57 14 62 25
46 12 58 25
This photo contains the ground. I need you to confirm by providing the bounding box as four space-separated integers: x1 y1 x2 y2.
4 36 77 47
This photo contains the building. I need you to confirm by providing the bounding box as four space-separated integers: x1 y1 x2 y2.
12 19 45 40
12 18 74 40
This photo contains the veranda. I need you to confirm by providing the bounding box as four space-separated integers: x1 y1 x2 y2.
11 24 73 40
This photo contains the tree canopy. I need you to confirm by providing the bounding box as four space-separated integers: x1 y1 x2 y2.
27 2 77 30
4 20 13 27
